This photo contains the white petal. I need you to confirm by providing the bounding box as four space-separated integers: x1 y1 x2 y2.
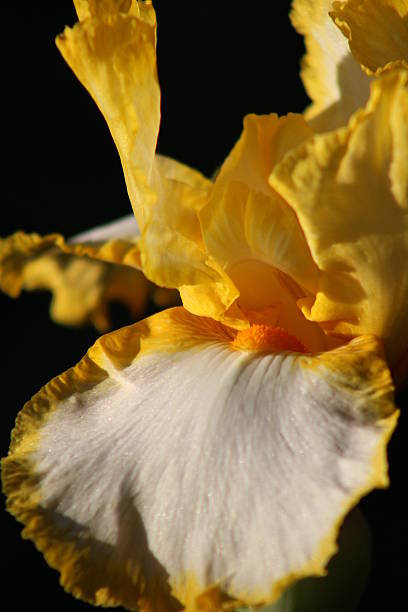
3 308 397 610
69 214 140 244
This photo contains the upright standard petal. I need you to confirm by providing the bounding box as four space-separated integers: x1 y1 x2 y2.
291 0 371 131
270 69 408 381
56 2 238 322
56 0 160 221
331 0 408 75
197 113 327 349
3 307 397 610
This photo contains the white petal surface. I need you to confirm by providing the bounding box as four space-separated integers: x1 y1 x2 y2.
69 214 139 244
3 308 397 610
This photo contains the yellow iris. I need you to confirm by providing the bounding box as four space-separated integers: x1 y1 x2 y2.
1 1 407 611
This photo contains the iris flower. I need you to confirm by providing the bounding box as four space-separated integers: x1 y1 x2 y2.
2 0 407 610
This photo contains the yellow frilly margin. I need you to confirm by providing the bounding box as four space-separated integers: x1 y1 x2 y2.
331 0 408 76
270 68 408 382
2 308 399 611
291 0 408 131
0 231 179 331
290 0 372 131
2 317 181 612
0 231 144 330
0 231 143 294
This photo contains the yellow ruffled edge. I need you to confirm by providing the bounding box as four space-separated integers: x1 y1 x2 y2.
73 0 156 24
56 0 160 234
3 308 398 611
262 336 399 602
2 312 199 611
290 0 346 120
1 310 236 610
0 231 142 298
0 230 181 332
269 67 408 383
330 0 408 76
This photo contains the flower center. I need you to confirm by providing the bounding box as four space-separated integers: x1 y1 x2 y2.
227 258 327 352
232 325 306 353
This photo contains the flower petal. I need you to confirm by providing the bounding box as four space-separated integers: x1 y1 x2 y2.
73 0 156 24
56 0 160 221
57 3 237 320
0 219 177 331
331 0 408 76
3 307 397 610
155 154 212 191
248 509 371 612
198 113 327 349
270 69 408 380
2 210 142 270
138 158 238 325
70 213 139 244
22 252 152 332
291 0 371 131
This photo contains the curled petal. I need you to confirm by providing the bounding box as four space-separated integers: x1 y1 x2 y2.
0 212 142 272
3 307 397 610
73 0 155 24
19 250 151 332
198 113 327 348
155 154 212 191
270 69 408 381
291 0 371 131
56 0 160 220
0 219 177 331
139 158 239 326
331 0 408 75
57 4 237 321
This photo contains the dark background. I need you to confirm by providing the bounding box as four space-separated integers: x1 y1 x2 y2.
1 1 406 610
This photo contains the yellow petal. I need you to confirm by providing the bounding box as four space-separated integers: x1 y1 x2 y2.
3 307 397 610
73 0 155 24
331 0 408 75
56 0 160 225
291 0 371 131
139 159 241 326
155 154 212 191
22 250 152 332
0 222 177 331
198 113 327 349
0 221 140 292
270 69 408 379
57 4 238 321
201 114 316 293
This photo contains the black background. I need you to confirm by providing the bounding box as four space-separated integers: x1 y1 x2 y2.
1 1 406 610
